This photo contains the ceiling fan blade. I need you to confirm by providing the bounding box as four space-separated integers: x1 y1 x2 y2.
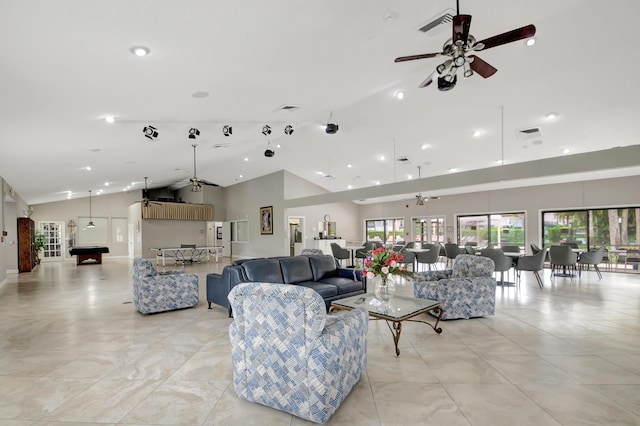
476 24 536 51
468 55 497 78
418 71 436 88
394 52 441 63
201 180 219 187
452 14 472 44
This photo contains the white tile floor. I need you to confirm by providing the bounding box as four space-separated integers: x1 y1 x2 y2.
1 258 639 425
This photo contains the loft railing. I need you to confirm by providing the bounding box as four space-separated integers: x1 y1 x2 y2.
141 202 213 221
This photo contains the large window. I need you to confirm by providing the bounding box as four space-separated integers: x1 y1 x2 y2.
543 207 639 250
365 218 404 245
457 212 525 248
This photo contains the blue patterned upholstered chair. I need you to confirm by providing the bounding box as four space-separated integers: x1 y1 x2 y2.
228 282 368 424
413 254 496 320
132 258 199 314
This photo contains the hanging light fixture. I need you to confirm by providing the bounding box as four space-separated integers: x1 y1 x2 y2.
87 190 96 228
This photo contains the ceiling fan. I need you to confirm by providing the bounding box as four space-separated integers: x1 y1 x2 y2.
395 0 536 91
188 143 218 192
414 166 440 205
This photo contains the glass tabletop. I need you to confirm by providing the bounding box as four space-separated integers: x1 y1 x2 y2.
332 293 440 321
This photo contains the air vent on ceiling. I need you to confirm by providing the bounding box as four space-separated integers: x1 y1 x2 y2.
516 127 543 142
418 8 454 33
396 156 413 164
212 143 231 149
274 104 301 113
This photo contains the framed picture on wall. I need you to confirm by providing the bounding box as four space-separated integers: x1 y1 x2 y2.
260 206 273 235
216 226 222 239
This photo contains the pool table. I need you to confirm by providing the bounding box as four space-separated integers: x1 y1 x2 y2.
69 246 109 265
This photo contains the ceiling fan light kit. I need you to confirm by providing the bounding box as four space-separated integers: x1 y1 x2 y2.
395 0 536 91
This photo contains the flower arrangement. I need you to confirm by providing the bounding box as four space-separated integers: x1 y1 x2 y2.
362 247 414 281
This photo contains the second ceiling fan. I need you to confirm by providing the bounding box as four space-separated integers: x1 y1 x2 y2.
395 0 536 91
188 143 218 192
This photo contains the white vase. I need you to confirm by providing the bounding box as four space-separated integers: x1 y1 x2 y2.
373 275 395 303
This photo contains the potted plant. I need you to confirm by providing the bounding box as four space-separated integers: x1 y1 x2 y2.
34 231 46 264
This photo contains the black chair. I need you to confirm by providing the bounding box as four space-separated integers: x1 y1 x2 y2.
577 245 606 279
397 250 416 272
516 248 547 288
355 242 377 266
331 243 351 267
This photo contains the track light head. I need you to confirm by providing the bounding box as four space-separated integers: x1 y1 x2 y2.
262 125 272 136
284 125 294 135
188 128 200 139
325 123 339 134
143 125 159 140
222 125 232 136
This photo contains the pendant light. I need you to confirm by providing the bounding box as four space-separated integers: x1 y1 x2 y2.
87 190 96 228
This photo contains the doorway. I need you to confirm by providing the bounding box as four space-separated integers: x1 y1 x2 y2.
413 216 445 245
288 216 304 256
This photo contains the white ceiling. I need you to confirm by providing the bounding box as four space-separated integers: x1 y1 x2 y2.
1 0 639 205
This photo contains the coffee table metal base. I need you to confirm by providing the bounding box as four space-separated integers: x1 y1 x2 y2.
378 306 443 356
331 294 443 357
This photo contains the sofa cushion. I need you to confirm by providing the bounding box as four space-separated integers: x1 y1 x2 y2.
242 259 284 283
279 256 314 284
296 281 339 298
309 255 338 281
318 277 364 294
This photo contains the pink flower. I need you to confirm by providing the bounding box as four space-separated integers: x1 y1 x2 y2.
381 266 389 275
366 271 375 280
389 260 397 268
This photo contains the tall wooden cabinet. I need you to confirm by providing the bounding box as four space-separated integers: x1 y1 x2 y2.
18 217 37 272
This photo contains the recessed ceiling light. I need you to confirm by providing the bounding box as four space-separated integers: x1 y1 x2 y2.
395 91 405 100
239 174 243 178
104 182 109 186
244 157 249 162
545 112 558 120
104 116 115 124
526 37 536 46
378 155 385 161
374 181 381 185
448 168 458 172
421 143 431 150
347 163 352 168
276 144 281 148
129 46 150 57
347 185 353 190
563 148 571 154
315 171 324 175
85 166 92 171
407 174 413 180
473 130 483 138
496 160 504 165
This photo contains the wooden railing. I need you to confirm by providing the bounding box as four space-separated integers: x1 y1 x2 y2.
141 202 213 221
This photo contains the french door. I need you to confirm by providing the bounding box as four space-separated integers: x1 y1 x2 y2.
37 221 66 261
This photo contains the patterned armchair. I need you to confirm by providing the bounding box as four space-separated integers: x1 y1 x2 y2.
132 258 199 314
228 282 368 424
413 254 496 320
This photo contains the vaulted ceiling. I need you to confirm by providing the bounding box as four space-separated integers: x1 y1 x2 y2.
1 0 639 205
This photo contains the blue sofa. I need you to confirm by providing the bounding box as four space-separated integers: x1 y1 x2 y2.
207 255 366 316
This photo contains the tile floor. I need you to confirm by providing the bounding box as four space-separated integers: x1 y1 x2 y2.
0 257 639 425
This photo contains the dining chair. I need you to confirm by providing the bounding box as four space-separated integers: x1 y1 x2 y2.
516 248 547 288
549 245 578 278
444 243 462 268
577 245 606 279
416 247 440 272
480 248 513 286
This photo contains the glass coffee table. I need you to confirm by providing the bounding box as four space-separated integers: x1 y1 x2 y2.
331 294 443 356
